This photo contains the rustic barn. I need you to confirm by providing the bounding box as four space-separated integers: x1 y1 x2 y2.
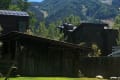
0 10 29 35
0 32 92 77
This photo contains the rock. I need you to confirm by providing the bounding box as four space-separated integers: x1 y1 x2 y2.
96 75 103 79
110 77 117 80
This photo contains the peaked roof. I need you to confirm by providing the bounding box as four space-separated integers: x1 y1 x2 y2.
0 10 29 17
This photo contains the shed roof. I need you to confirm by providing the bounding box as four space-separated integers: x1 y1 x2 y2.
0 10 29 17
58 23 109 33
0 31 92 51
73 23 108 32
79 23 108 27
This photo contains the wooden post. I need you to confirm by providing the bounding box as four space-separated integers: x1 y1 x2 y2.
4 40 19 80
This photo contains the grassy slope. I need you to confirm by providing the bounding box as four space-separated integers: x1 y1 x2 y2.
0 77 107 80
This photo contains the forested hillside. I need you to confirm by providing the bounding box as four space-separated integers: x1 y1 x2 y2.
29 2 44 24
30 0 120 23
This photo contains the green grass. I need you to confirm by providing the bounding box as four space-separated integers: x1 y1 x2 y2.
0 77 107 80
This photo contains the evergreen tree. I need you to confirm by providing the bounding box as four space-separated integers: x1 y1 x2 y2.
0 0 12 9
36 21 48 38
113 14 120 29
0 0 29 11
28 11 37 33
113 15 120 45
55 20 63 27
47 23 56 39
117 28 120 46
17 0 29 11
48 23 64 40
9 5 21 11
63 14 80 26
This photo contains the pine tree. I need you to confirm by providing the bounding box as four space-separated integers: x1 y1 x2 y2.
0 0 12 9
28 11 37 33
7 0 29 11
117 28 120 46
63 14 80 26
55 20 63 27
36 22 48 38
113 14 120 29
47 23 56 39
9 5 21 11
17 0 29 11
48 23 64 40
113 14 120 45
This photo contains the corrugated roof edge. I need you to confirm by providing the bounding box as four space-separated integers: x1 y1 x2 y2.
0 10 29 17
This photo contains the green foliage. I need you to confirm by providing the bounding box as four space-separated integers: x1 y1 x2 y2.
38 0 118 23
116 29 120 46
47 23 56 39
0 0 29 11
78 42 101 57
47 23 64 40
30 21 64 41
36 22 48 38
9 5 21 11
0 0 11 9
55 20 63 27
0 77 107 80
113 14 120 29
26 29 34 35
63 14 80 26
113 15 120 45
28 11 37 29
88 43 101 57
17 0 30 11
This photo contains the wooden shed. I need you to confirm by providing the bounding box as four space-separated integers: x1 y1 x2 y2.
0 32 92 77
0 10 29 35
66 23 118 56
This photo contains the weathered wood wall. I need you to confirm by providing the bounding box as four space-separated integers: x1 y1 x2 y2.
79 57 120 78
0 15 29 34
17 41 80 77
0 32 92 77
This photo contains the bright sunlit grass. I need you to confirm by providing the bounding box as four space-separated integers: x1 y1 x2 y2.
0 77 107 80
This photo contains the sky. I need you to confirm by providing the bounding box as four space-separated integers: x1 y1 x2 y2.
28 0 44 2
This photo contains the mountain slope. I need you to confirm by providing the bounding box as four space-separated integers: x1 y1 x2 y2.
29 2 44 23
39 0 99 23
30 0 119 23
